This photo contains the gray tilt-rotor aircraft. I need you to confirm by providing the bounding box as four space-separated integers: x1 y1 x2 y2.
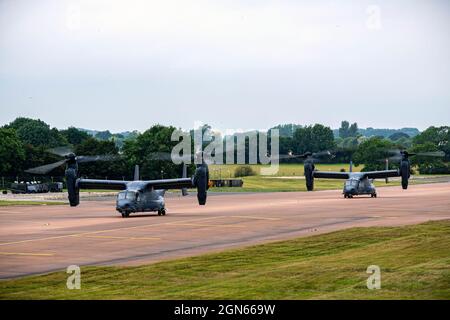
26 149 210 218
301 151 415 198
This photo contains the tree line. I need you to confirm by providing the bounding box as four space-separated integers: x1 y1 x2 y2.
0 118 448 183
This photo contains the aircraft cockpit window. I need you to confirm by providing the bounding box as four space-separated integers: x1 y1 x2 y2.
125 191 136 200
345 180 359 187
117 192 126 200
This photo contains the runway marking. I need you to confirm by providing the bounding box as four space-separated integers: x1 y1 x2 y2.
0 210 26 214
231 215 281 221
0 251 54 257
0 216 226 247
170 223 244 228
83 235 160 241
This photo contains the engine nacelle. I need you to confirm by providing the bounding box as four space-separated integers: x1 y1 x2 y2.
65 167 80 206
400 159 410 190
304 160 315 191
193 163 209 205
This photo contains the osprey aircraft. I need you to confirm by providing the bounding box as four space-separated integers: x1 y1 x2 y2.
300 150 443 198
25 149 210 217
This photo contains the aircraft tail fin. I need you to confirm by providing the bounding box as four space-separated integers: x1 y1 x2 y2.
134 165 140 181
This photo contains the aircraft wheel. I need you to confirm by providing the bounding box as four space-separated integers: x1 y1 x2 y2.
161 208 166 216
121 212 130 218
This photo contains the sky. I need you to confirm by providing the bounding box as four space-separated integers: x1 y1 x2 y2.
0 0 449 133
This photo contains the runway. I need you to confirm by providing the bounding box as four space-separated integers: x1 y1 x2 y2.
1 183 449 279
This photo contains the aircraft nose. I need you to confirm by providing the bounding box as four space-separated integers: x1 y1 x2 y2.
117 200 132 210
345 187 355 194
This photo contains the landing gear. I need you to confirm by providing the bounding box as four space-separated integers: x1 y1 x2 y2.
371 193 377 198
158 208 166 216
121 211 130 218
344 193 353 198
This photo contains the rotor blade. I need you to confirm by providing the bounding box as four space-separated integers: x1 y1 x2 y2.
25 159 68 175
312 150 333 158
149 150 329 164
384 150 445 162
147 152 177 161
415 151 445 157
387 149 402 156
76 154 119 163
386 155 402 162
46 146 74 157
271 154 304 160
147 151 220 163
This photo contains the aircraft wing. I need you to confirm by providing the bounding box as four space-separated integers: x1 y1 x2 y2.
312 171 350 179
361 170 399 180
77 179 129 190
77 178 194 191
142 178 194 190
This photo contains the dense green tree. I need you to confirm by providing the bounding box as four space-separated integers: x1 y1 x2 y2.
341 136 360 150
279 136 294 156
270 124 302 137
6 117 66 148
338 121 350 138
393 137 412 149
409 142 448 174
338 121 358 139
388 132 410 141
60 127 90 145
292 124 335 155
21 145 64 178
334 136 360 163
95 130 113 141
413 126 449 160
359 127 420 138
411 126 449 173
75 137 118 155
123 125 186 180
0 128 26 176
349 122 359 137
353 137 394 171
75 137 127 179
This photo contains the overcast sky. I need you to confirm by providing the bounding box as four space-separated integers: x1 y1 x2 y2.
1 0 449 132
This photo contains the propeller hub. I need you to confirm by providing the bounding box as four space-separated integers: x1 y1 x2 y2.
65 153 76 160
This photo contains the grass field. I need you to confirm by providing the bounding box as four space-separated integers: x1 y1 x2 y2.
0 200 65 206
210 163 359 192
1 220 449 300
209 163 361 179
214 176 403 193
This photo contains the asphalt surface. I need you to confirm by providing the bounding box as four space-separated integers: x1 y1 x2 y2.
0 183 449 279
